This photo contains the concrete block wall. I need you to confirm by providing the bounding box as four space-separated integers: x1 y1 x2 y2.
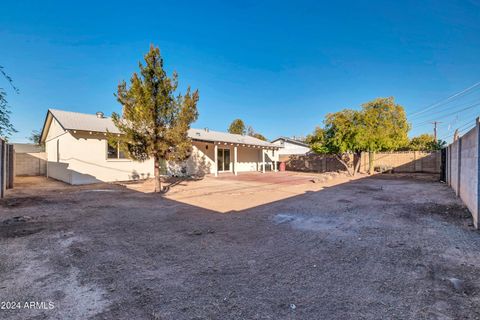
360 151 441 173
15 152 47 176
282 154 347 173
450 140 459 195
446 123 479 228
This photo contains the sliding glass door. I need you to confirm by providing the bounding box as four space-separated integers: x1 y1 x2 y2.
217 148 231 172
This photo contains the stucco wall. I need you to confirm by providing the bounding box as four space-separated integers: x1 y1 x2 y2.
168 142 279 176
46 126 278 183
168 142 215 176
45 122 154 184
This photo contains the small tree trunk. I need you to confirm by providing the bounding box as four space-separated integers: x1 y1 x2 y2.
154 156 162 192
353 152 361 175
335 154 353 176
368 151 375 175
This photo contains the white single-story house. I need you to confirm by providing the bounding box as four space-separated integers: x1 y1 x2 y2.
271 137 310 155
39 109 280 185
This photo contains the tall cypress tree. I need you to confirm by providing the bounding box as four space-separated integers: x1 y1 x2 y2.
112 45 199 192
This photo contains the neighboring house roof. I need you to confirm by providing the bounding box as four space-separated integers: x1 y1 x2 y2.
271 137 309 147
40 109 278 148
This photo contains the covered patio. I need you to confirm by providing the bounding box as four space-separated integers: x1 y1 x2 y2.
187 128 281 177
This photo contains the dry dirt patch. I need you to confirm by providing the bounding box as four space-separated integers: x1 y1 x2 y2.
0 173 479 319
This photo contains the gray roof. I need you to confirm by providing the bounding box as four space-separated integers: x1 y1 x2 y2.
271 136 309 147
45 109 278 148
49 109 121 134
189 128 277 147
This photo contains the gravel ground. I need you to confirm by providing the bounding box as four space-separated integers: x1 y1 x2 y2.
0 173 479 320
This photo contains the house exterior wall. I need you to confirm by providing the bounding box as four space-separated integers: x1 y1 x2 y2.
272 140 310 155
168 141 216 176
44 119 279 184
45 120 154 184
168 142 279 176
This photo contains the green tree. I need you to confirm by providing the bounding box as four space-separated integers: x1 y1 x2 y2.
251 132 267 141
28 130 41 145
359 97 410 173
246 125 267 141
318 109 363 176
112 45 199 192
307 97 410 176
0 66 17 139
306 126 329 154
228 119 246 135
408 133 446 151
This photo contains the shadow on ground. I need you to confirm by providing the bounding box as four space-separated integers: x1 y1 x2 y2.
0 173 479 320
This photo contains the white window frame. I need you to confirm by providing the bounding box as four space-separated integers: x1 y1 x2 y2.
106 141 129 161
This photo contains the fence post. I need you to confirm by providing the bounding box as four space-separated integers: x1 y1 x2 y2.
7 144 14 189
476 117 480 228
448 146 451 185
0 139 5 198
457 137 462 197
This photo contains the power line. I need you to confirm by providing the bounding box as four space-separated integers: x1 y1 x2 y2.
410 98 480 123
411 100 480 126
439 119 477 141
408 81 480 118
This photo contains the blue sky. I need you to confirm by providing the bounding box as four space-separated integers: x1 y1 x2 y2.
1 0 480 142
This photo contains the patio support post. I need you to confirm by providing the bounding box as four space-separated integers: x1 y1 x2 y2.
234 145 238 175
214 144 218 177
262 148 265 173
274 151 277 172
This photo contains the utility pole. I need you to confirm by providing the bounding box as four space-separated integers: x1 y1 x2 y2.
432 121 442 141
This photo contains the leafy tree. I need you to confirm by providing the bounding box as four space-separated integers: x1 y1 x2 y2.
246 125 267 141
309 109 363 176
228 120 267 140
28 130 41 145
228 119 246 135
408 133 446 151
111 45 199 192
0 66 18 139
306 127 329 154
307 97 410 175
359 97 410 173
251 132 267 141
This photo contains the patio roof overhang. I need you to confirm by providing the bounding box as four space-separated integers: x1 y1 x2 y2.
195 139 280 150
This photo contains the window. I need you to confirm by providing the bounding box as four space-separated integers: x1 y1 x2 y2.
107 141 126 159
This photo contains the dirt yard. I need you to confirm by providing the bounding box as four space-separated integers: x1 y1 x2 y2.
1 172 479 319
